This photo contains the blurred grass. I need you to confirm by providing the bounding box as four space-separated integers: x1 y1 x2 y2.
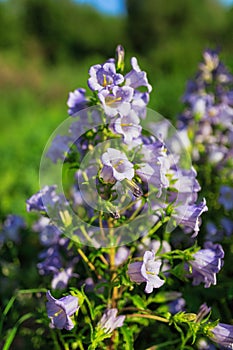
0 51 102 218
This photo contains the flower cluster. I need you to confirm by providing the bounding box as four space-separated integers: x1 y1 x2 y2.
23 47 233 350
178 49 233 241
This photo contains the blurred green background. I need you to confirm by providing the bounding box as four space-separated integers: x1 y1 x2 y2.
1 0 233 219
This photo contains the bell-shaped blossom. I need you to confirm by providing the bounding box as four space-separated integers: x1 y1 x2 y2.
100 148 134 184
98 86 134 118
125 57 152 93
46 291 79 330
187 241 224 288
218 185 233 211
67 88 88 116
88 61 124 91
110 110 142 143
196 303 211 323
98 308 125 334
209 323 233 348
128 250 165 293
174 199 208 237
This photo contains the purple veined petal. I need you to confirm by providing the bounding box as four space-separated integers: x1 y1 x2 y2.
125 57 152 93
128 262 145 283
187 241 224 288
128 251 165 293
88 61 124 91
98 308 125 334
59 295 79 316
145 275 165 294
210 322 233 348
110 111 142 144
46 291 79 330
98 86 134 118
100 148 134 183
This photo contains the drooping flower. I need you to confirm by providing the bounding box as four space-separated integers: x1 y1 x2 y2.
46 290 79 330
98 308 125 334
67 88 88 116
127 250 165 293
88 61 124 92
209 323 233 348
100 148 134 184
187 241 224 288
174 199 208 237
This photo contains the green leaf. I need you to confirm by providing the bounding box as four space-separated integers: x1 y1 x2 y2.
131 294 145 309
3 313 32 350
121 326 134 350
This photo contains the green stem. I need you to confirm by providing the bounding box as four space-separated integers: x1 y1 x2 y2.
77 247 101 279
127 313 169 323
147 216 170 238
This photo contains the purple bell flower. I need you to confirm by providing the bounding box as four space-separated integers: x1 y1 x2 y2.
98 86 134 118
46 290 79 330
88 61 124 92
98 308 125 334
110 110 142 143
187 241 224 288
209 323 233 348
128 250 165 293
174 199 208 237
100 148 134 184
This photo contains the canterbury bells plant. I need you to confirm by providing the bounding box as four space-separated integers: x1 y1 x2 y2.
24 46 233 349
